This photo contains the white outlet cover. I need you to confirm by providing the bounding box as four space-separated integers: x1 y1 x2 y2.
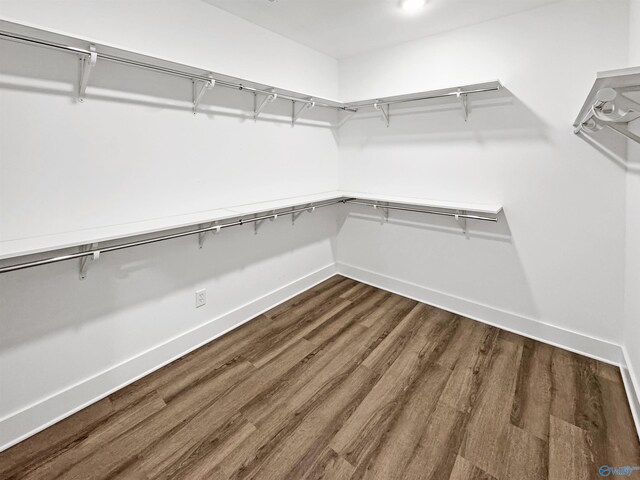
195 288 206 308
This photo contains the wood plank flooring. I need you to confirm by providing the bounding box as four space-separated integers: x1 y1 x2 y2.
1 275 638 479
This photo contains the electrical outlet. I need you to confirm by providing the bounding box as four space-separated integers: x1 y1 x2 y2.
195 289 206 308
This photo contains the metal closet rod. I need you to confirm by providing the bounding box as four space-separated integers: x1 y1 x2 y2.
0 30 498 112
344 86 501 110
0 197 501 274
0 30 352 111
346 200 499 222
0 199 348 274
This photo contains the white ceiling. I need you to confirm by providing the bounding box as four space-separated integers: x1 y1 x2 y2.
203 0 560 59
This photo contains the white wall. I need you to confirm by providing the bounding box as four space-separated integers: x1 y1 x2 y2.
337 1 629 349
0 0 339 99
0 0 340 450
623 0 640 430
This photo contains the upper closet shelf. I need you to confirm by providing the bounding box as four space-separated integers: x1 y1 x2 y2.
574 66 640 143
0 191 503 275
0 19 502 126
341 191 502 215
0 191 343 261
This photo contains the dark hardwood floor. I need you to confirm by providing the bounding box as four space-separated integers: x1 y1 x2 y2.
1 275 638 479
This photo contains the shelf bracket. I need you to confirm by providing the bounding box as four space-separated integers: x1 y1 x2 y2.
373 102 390 127
254 90 277 120
591 87 640 123
454 211 467 234
291 205 310 225
372 203 389 222
192 76 215 115
199 222 220 248
78 44 97 103
456 89 468 122
336 108 358 128
291 99 315 127
255 212 278 234
603 122 640 143
79 244 99 280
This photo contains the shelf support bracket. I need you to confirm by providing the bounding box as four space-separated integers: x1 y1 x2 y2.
254 90 277 120
336 108 358 128
455 211 467 234
373 102 390 127
292 205 310 225
456 89 468 122
199 222 220 248
372 203 389 222
78 44 97 103
603 122 640 143
255 212 278 234
79 244 99 280
192 76 215 115
291 99 315 127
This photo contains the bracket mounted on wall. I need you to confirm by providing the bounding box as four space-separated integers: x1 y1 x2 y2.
198 222 220 248
0 20 502 127
291 99 315 127
78 44 97 103
456 88 469 122
291 204 314 224
254 90 277 120
79 244 100 279
192 76 215 115
373 102 390 127
254 212 278 234
372 203 389 222
336 109 358 128
573 67 640 145
454 212 467 234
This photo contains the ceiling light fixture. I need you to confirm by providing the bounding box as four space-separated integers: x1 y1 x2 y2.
400 0 426 14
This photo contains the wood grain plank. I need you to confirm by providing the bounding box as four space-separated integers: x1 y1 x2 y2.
109 340 316 479
265 276 355 321
510 339 553 441
549 415 595 480
331 312 461 467
502 424 548 480
0 399 114 480
152 414 257 480
300 447 354 480
367 400 464 480
228 365 378 480
448 456 497 480
303 289 393 346
458 331 524 479
439 322 499 414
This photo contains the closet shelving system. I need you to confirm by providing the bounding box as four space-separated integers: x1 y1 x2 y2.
0 19 504 278
574 66 640 143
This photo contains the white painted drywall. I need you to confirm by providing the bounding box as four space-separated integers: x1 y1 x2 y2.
624 0 640 423
337 0 629 345
0 0 340 447
0 0 339 99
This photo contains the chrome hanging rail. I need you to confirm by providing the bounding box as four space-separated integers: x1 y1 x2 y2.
0 196 501 276
346 200 498 222
0 30 354 112
0 199 350 274
0 26 501 118
345 86 501 110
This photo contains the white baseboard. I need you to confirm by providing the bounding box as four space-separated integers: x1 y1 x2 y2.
337 262 623 366
0 264 337 453
621 347 640 441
